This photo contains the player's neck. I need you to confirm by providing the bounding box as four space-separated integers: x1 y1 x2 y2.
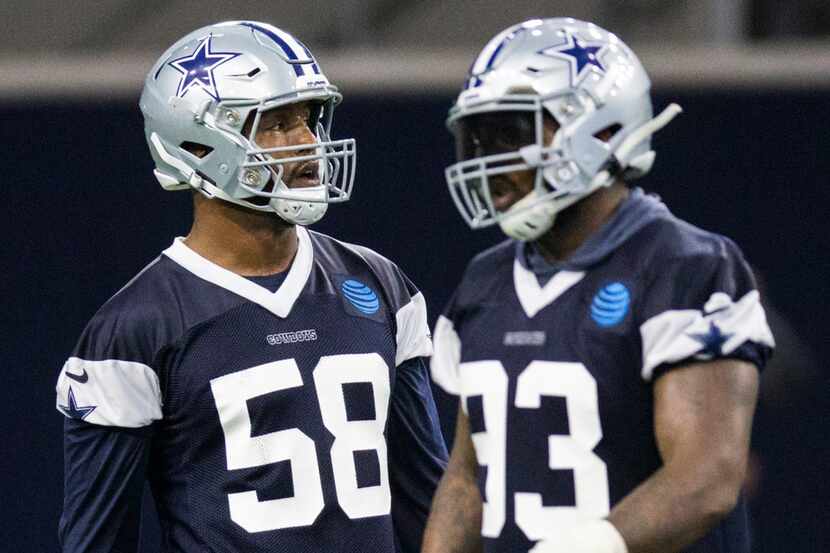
534 183 629 263
184 194 298 276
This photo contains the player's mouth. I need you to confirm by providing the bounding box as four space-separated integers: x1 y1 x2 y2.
288 161 320 189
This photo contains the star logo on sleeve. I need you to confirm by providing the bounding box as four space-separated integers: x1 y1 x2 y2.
539 35 606 84
59 387 96 420
168 35 240 101
689 322 733 359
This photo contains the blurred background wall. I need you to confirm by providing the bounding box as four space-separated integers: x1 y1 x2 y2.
1 1 828 551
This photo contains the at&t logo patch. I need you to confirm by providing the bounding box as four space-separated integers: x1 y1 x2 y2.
340 279 380 315
590 282 630 327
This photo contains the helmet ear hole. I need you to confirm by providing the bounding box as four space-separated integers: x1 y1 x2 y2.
180 142 213 159
594 124 622 142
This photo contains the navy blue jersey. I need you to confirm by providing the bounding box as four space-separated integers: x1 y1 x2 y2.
56 227 447 553
431 213 774 553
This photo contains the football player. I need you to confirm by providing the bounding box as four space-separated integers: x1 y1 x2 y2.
56 21 446 553
424 18 774 553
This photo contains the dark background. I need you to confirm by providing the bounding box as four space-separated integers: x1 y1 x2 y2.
3 89 828 552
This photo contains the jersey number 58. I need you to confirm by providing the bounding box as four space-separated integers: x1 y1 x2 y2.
210 353 390 533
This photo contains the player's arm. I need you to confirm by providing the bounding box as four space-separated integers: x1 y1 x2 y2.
56 351 163 552
421 406 483 553
60 419 152 553
530 358 759 553
387 356 449 553
607 358 759 553
600 243 770 553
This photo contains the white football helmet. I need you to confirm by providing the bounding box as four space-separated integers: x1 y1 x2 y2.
445 18 681 240
140 21 356 225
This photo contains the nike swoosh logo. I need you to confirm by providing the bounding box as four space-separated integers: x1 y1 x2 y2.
704 306 729 317
65 368 89 384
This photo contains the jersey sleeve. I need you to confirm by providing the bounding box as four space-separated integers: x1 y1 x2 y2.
391 274 433 367
59 419 151 553
57 305 165 552
55 308 163 428
387 356 449 553
637 238 775 381
429 288 463 396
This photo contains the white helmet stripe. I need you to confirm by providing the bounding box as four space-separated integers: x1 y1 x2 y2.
470 19 544 75
471 30 512 74
272 28 317 76
240 22 314 76
295 41 321 75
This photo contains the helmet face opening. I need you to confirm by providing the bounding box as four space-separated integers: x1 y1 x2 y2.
231 94 355 205
453 111 537 162
446 95 557 231
227 91 356 225
241 99 326 146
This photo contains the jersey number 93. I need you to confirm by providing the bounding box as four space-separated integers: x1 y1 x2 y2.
462 360 609 541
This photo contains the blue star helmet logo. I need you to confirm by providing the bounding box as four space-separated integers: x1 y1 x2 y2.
59 387 96 421
540 35 606 84
168 35 241 101
689 322 733 359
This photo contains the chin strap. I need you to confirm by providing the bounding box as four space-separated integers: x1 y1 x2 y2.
269 181 329 225
499 189 559 241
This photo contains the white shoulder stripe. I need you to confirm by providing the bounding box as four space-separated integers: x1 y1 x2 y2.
639 290 775 381
395 292 432 366
430 315 462 395
55 357 162 428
